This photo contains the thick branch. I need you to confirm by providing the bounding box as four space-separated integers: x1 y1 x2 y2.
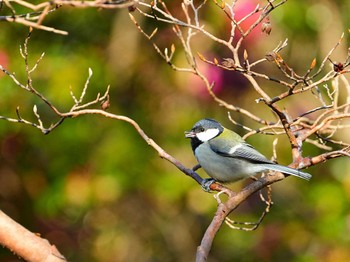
0 211 66 262
196 173 285 262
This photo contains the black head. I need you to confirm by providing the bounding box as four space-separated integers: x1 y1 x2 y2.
185 118 224 151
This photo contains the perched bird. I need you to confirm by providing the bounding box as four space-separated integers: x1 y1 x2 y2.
185 118 311 185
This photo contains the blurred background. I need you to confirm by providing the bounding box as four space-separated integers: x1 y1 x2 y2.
0 0 350 261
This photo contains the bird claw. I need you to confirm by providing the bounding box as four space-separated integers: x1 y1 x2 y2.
201 178 216 192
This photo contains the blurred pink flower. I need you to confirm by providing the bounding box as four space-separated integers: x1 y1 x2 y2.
231 0 262 42
187 0 266 99
188 59 223 100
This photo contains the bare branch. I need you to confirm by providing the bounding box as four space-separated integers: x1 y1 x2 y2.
0 211 66 262
0 0 138 34
1 1 350 261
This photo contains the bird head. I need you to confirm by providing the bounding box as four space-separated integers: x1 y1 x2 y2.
185 118 224 142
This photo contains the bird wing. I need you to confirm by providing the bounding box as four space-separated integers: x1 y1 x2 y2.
208 134 312 181
209 138 274 165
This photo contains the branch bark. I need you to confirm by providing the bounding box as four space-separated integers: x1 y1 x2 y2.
196 173 284 261
0 211 66 262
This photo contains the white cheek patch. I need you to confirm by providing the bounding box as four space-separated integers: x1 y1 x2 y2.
196 128 220 142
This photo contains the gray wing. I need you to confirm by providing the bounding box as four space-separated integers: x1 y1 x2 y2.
209 138 274 165
208 135 312 181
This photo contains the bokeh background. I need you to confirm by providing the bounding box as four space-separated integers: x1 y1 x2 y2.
0 0 350 261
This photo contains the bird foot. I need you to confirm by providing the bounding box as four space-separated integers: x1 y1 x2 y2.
200 178 216 192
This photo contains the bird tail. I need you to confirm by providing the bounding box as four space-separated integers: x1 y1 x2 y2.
263 164 312 181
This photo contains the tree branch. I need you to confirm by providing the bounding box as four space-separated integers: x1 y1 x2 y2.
0 211 66 262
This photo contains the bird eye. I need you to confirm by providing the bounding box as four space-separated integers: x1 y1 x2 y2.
199 127 205 132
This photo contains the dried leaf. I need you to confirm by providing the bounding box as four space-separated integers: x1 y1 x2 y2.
101 96 110 111
128 5 136 12
222 58 235 68
243 49 248 61
171 44 175 53
333 62 344 72
265 52 276 62
149 28 158 39
197 52 205 61
310 58 316 70
214 57 218 65
274 53 284 65
221 1 225 9
261 17 272 35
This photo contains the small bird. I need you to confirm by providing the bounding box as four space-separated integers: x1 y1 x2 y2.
185 118 311 185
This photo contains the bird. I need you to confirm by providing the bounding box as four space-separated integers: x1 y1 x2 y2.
185 118 311 186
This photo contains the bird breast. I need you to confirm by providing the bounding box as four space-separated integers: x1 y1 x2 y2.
195 142 267 183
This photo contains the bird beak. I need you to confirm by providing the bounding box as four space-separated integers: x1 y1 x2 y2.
184 131 196 138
